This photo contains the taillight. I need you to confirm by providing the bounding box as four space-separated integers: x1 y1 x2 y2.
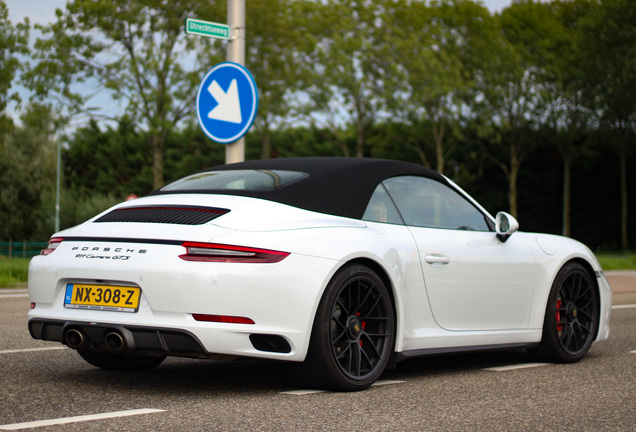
179 242 290 263
41 237 64 255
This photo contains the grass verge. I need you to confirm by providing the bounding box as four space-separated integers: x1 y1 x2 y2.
0 257 30 288
595 252 636 271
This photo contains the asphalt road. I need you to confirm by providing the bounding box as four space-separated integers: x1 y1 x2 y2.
0 285 634 431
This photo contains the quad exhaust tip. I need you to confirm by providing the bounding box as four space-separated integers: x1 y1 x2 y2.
104 332 125 351
64 328 87 349
64 328 126 351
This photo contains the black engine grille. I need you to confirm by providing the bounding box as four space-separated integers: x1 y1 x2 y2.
94 206 229 225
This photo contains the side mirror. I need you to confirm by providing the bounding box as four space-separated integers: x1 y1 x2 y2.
496 212 519 242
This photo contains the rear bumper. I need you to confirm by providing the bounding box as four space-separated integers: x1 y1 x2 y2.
29 318 294 359
29 319 208 357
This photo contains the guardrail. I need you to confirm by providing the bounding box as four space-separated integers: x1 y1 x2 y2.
0 241 48 258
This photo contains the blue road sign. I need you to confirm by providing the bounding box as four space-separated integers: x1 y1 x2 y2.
196 62 258 144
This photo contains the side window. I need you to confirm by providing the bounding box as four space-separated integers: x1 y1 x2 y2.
383 176 490 231
362 184 404 224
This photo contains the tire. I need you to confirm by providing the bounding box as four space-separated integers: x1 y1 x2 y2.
77 349 166 371
298 264 395 391
530 262 599 363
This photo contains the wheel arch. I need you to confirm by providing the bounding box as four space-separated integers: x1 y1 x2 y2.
346 257 396 301
343 257 400 350
304 256 401 361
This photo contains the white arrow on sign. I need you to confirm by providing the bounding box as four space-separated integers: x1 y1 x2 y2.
207 79 242 124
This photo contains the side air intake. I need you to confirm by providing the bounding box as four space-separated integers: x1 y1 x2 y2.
94 206 229 225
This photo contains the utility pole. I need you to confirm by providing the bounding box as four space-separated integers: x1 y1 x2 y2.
55 135 61 232
225 0 246 164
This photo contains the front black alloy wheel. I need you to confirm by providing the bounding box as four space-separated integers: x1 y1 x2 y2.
298 264 395 391
530 262 600 363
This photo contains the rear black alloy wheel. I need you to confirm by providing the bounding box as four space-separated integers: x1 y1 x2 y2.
531 262 599 363
300 264 395 391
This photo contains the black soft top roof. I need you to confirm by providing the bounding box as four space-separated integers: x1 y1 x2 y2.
166 157 447 220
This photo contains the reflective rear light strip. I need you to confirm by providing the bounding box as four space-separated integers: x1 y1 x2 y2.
40 238 290 263
179 242 290 263
192 314 255 324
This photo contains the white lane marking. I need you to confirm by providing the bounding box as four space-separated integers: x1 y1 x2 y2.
0 294 28 298
372 379 406 386
0 347 67 355
612 304 636 309
281 389 326 395
483 363 550 372
630 351 636 354
0 408 165 430
280 379 405 395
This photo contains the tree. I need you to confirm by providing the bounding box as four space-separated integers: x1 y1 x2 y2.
301 0 397 158
0 104 57 240
496 0 594 236
0 0 28 132
387 0 495 174
472 1 549 218
539 0 594 238
23 0 225 189
243 0 315 159
579 0 636 250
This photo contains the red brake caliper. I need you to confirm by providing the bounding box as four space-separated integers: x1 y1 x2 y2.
357 312 366 347
556 298 563 333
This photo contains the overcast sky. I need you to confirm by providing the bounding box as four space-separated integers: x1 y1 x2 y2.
6 0 512 25
6 0 67 25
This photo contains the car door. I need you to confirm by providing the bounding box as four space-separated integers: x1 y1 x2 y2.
383 176 537 331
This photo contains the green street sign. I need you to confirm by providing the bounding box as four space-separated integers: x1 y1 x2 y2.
185 18 230 40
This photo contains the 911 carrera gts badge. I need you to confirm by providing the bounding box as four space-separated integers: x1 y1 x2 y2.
71 246 147 261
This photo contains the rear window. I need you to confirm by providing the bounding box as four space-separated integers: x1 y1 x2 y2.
160 170 307 192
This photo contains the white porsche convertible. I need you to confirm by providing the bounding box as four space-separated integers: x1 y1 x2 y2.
28 157 611 391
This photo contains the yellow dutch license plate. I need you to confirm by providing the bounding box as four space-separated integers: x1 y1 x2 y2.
64 283 141 312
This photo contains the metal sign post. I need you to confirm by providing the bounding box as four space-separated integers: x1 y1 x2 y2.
225 0 246 164
187 1 249 164
55 135 61 232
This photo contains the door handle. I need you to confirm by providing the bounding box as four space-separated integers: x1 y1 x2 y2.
425 254 450 265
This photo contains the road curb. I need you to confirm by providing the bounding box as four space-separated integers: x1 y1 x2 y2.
605 271 636 294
